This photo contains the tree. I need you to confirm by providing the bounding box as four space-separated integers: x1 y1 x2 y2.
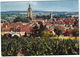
36 15 41 18
54 26 63 36
68 15 72 18
31 24 39 37
30 22 47 38
2 34 7 38
24 32 27 37
1 15 6 19
36 15 50 19
13 35 19 38
8 34 12 38
38 21 42 25
71 29 79 37
13 17 31 23
39 22 46 37
53 15 60 18
40 22 44 31
41 31 52 38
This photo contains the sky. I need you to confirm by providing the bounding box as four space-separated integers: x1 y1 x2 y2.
1 0 78 12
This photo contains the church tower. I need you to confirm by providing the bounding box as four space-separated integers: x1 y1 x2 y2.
50 13 52 19
28 4 33 19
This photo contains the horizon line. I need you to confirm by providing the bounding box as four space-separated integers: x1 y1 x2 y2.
1 10 78 12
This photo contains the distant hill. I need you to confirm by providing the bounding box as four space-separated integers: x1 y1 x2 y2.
1 10 78 22
1 11 78 15
1 11 27 15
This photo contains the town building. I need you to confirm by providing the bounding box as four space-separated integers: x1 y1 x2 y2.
27 4 33 19
1 4 79 37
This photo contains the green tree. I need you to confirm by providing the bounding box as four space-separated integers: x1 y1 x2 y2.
30 22 46 38
12 35 19 38
24 32 27 37
54 26 63 36
38 21 42 24
41 31 52 38
8 34 12 38
31 24 39 37
71 29 79 37
53 15 60 18
36 15 50 19
2 34 8 39
13 17 31 23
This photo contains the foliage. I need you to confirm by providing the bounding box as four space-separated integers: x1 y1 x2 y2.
8 34 12 38
71 29 79 37
54 26 63 36
30 24 40 37
38 21 42 24
2 37 79 56
24 32 27 37
41 31 52 38
2 37 22 56
12 35 19 38
13 17 31 23
36 15 51 19
53 15 60 18
30 22 46 38
2 34 7 38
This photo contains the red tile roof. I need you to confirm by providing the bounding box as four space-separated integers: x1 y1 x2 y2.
2 28 11 31
20 26 32 34
74 26 78 29
34 18 44 20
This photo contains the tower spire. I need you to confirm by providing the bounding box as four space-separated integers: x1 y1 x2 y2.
28 4 33 19
29 4 30 8
50 13 52 19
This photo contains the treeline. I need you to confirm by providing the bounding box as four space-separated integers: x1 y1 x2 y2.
36 15 51 19
35 15 71 19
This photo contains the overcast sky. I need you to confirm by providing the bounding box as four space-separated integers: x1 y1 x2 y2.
1 0 78 12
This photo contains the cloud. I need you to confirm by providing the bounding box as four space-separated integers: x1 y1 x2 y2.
29 1 38 5
26 1 39 10
24 1 38 6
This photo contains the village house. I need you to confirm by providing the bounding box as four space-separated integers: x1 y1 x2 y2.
1 22 33 37
1 16 78 37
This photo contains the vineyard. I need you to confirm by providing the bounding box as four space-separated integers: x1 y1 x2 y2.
1 37 79 56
